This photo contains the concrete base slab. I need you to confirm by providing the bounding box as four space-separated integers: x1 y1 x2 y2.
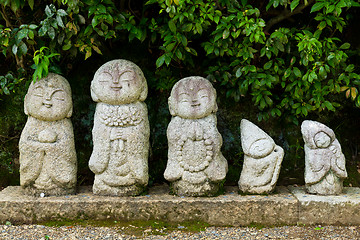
0 185 298 226
288 186 360 225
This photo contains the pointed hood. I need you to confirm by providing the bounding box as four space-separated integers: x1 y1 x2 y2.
301 120 335 149
240 119 275 158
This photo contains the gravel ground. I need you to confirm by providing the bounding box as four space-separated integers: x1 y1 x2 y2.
0 224 359 240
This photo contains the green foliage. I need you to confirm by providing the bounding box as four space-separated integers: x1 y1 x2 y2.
0 0 359 122
32 46 60 81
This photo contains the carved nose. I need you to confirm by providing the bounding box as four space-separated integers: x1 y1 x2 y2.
113 77 120 84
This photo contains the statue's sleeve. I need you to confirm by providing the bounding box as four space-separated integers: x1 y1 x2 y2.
164 118 183 181
19 122 42 187
89 111 111 174
305 146 330 184
331 140 347 178
49 120 77 188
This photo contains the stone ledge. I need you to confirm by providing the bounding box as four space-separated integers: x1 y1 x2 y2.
289 186 360 225
1 185 359 226
0 185 297 226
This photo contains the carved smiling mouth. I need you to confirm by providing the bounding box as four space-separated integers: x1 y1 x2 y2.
42 103 53 108
191 103 200 107
111 86 122 91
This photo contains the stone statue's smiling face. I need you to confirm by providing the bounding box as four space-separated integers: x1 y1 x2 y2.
171 77 217 119
314 131 332 148
25 74 72 121
91 60 147 105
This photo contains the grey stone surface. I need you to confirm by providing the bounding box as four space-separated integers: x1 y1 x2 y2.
289 186 360 225
89 59 149 196
164 77 228 196
301 120 347 195
238 119 284 194
19 73 77 196
0 185 298 226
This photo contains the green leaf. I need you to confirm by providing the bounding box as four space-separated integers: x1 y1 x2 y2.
345 64 354 72
38 25 47 36
168 20 176 33
156 55 165 68
45 5 54 17
56 15 65 28
166 42 176 51
293 67 301 77
17 29 29 41
57 9 67 17
223 29 230 39
12 45 18 55
92 16 100 28
290 0 300 12
310 2 325 13
48 27 56 40
28 30 34 39
28 0 34 10
284 68 291 78
324 101 334 111
62 43 72 51
29 24 38 30
18 41 27 55
236 68 242 78
264 61 273 70
339 42 350 49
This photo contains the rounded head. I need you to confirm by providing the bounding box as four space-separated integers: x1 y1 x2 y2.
314 131 332 148
301 120 335 149
24 73 73 121
90 59 147 105
168 76 217 119
248 138 274 158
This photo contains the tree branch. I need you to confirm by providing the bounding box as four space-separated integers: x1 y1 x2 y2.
1 6 12 27
264 0 315 33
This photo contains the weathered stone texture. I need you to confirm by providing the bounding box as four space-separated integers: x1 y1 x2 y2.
0 185 298 226
289 186 360 225
164 76 228 196
301 120 347 195
238 119 284 194
19 73 77 196
89 59 149 196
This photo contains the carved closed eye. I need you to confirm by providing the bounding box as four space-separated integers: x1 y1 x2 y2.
98 72 112 82
52 90 66 101
178 93 190 102
33 86 44 97
120 71 135 82
197 89 210 99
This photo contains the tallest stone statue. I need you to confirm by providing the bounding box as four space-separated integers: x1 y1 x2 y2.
89 59 150 196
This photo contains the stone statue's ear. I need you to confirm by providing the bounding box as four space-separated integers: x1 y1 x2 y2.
24 94 29 115
90 86 99 102
213 102 218 113
139 83 148 102
168 96 176 116
66 106 73 118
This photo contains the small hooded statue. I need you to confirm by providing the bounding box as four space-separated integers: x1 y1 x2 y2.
238 119 284 194
164 76 228 196
301 120 347 195
89 59 149 196
19 73 77 196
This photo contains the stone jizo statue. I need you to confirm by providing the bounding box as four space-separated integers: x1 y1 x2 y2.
238 119 284 194
164 76 228 196
301 120 347 195
19 73 77 196
89 59 149 196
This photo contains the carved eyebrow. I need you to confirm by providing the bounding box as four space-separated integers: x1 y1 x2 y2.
50 89 66 100
178 92 190 97
32 86 44 95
